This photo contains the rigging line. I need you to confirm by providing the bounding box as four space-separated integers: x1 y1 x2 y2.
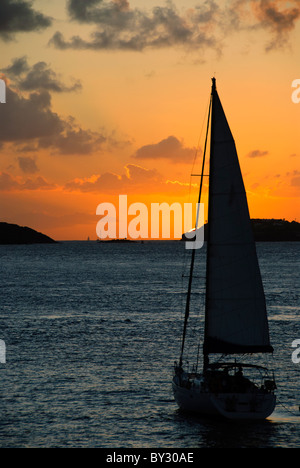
179 94 212 368
182 95 211 278
277 399 300 417
188 95 211 203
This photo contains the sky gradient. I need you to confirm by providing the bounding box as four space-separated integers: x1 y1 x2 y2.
0 0 299 240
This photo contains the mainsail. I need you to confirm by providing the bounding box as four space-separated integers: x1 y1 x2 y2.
203 78 273 355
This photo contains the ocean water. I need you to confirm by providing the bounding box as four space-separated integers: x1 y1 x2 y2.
0 240 299 448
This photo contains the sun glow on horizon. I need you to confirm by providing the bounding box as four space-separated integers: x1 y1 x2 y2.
0 0 299 240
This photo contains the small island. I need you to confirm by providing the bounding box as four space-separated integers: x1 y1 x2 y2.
251 219 300 241
182 219 300 242
0 222 56 244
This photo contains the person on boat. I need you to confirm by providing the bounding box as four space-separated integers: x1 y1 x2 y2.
221 367 230 392
234 366 255 393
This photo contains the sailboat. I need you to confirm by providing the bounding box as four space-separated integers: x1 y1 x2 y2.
172 78 276 420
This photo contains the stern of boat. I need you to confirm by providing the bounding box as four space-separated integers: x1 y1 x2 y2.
172 363 276 420
210 393 276 420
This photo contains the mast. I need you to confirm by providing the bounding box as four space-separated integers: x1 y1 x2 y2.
179 85 213 368
203 77 216 370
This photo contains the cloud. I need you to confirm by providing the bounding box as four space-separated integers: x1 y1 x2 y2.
0 87 63 142
0 172 56 191
18 61 82 93
216 0 300 51
48 0 300 54
4 57 82 93
16 144 39 153
17 156 39 174
251 0 300 51
64 162 196 195
65 164 163 193
133 136 196 163
289 170 300 188
1 59 126 155
0 84 106 155
0 0 52 40
1 161 194 195
3 56 29 76
38 126 106 155
0 172 18 190
247 149 269 158
49 0 220 53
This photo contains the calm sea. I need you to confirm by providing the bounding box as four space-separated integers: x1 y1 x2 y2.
0 240 299 448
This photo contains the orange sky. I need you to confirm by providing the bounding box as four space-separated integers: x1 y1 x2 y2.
0 0 299 240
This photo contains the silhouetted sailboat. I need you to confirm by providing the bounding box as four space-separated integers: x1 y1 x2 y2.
172 78 276 419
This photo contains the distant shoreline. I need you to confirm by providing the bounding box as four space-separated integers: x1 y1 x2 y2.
96 218 300 243
250 218 300 242
182 218 300 242
1 218 299 244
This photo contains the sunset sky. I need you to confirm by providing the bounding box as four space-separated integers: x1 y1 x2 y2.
0 0 299 240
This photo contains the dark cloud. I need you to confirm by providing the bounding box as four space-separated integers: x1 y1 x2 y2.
0 87 63 142
0 172 55 191
0 85 106 155
49 0 300 53
4 58 82 93
49 0 219 52
3 56 29 76
18 61 82 93
247 149 269 158
38 126 106 155
0 0 52 40
15 144 39 153
133 136 196 163
17 156 39 174
220 0 300 51
251 0 300 51
1 58 124 155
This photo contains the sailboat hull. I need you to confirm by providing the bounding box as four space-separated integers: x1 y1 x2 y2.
172 379 276 420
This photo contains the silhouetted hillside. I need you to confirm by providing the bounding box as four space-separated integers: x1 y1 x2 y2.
183 219 300 242
0 222 56 244
251 219 300 241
